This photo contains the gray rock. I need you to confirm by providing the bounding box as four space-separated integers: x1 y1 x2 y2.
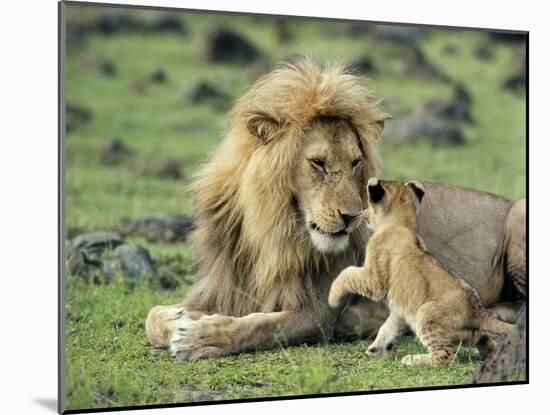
203 28 261 64
488 32 527 44
137 158 183 180
67 231 123 279
149 69 167 83
418 85 474 124
70 231 123 254
371 25 424 46
67 231 156 280
502 49 526 92
441 42 459 55
473 41 495 61
99 60 117 77
399 46 451 83
382 114 465 145
350 56 377 75
112 244 156 278
343 24 423 46
66 103 93 133
100 137 132 165
149 15 187 34
95 12 146 35
120 214 193 242
471 306 526 383
187 81 230 111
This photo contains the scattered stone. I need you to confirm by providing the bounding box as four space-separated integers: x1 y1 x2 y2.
66 103 93 132
441 42 459 55
139 158 183 180
100 137 132 165
204 28 261 64
382 114 465 145
418 84 474 123
399 46 451 82
149 69 167 83
70 231 123 254
502 49 526 92
119 213 193 242
99 60 117 77
371 25 424 46
344 24 423 46
67 231 156 280
107 244 156 279
350 56 377 75
473 41 495 61
95 12 146 35
149 15 187 34
67 231 124 279
471 306 526 383
187 81 230 108
453 83 472 105
488 32 527 44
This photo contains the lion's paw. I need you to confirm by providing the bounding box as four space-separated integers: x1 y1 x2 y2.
170 314 235 361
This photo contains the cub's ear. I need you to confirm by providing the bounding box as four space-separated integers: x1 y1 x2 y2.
406 180 425 203
367 177 385 204
246 111 284 144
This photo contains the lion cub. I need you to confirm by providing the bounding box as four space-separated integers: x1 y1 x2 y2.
328 178 513 366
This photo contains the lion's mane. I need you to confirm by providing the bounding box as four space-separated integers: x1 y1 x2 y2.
184 57 388 316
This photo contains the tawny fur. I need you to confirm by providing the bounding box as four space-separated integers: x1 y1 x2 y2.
329 179 514 366
183 57 388 317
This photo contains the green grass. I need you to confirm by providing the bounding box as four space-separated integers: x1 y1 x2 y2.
66 276 481 410
64 4 525 411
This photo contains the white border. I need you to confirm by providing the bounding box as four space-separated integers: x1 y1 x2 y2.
1 0 545 414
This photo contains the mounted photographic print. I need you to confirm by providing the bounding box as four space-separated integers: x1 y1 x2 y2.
59 0 527 413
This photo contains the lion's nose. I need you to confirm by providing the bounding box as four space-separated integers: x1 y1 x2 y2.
339 210 362 227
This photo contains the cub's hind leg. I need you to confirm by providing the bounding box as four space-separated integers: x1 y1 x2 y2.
401 323 455 367
401 302 456 367
367 310 408 356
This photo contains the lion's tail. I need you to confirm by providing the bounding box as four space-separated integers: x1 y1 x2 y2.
479 314 514 336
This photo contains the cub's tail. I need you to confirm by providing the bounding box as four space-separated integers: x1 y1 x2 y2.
479 315 514 336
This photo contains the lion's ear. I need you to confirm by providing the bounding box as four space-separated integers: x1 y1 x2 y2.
406 180 425 203
351 112 391 144
367 178 385 204
246 112 283 144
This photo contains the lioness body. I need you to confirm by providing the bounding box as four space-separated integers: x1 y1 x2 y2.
329 179 514 366
145 58 525 361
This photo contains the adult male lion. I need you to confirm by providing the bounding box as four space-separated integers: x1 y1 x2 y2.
146 57 526 361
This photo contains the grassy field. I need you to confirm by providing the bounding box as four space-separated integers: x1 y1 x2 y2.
64 4 526 411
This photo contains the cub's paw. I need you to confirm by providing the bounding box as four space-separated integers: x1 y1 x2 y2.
366 342 395 357
170 314 236 361
401 353 435 367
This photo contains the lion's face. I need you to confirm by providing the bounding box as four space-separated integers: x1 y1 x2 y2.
293 118 368 253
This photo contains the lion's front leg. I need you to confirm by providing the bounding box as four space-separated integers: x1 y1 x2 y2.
147 305 334 361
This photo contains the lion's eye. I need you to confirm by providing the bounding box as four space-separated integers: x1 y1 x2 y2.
310 158 326 172
352 158 362 168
